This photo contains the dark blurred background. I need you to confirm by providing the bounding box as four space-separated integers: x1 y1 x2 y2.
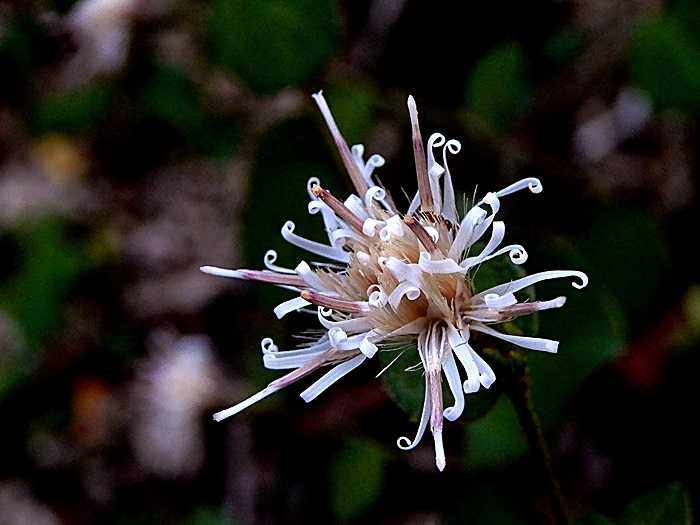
1 0 699 523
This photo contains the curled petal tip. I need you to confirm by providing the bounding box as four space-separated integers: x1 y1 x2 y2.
572 272 589 289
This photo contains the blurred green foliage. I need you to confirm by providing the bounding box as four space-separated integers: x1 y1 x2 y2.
466 42 531 133
465 395 527 468
578 482 692 525
32 85 114 134
209 0 339 92
322 82 377 145
0 218 87 398
632 4 700 111
141 64 241 156
330 437 387 521
377 344 424 420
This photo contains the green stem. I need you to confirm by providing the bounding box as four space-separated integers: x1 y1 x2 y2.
505 366 570 525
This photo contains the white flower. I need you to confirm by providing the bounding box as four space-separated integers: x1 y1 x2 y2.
201 92 588 471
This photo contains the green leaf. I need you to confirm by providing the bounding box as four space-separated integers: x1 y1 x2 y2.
620 482 692 525
529 239 626 429
209 0 338 92
330 438 386 522
466 42 531 133
464 395 528 469
579 209 669 328
142 65 206 132
377 343 424 420
631 16 700 111
467 239 626 467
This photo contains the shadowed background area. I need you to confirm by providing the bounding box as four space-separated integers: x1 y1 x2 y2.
0 0 698 523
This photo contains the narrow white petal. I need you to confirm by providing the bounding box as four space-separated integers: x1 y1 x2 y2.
263 353 320 369
460 221 506 268
328 327 348 348
384 257 422 284
475 270 589 299
493 177 542 198
364 186 388 214
264 250 296 274
441 139 460 223
281 221 350 263
379 215 405 241
418 251 467 274
448 205 488 260
299 354 367 402
351 144 365 164
344 194 369 220
445 324 481 394
433 429 446 471
273 296 312 319
264 338 331 359
199 266 243 279
469 193 501 244
307 200 342 246
359 331 379 358
367 284 388 307
442 351 465 421
260 337 278 354
317 310 372 331
362 218 384 236
295 261 327 290
471 324 559 353
329 227 365 245
388 281 422 310
397 375 431 450
484 292 518 308
362 154 385 182
426 133 446 213
213 387 277 421
468 347 496 388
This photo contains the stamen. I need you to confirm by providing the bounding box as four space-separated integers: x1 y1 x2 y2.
300 290 368 314
311 184 367 235
407 96 433 211
403 215 438 253
312 92 369 196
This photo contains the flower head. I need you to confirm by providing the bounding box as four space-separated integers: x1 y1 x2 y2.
201 91 588 471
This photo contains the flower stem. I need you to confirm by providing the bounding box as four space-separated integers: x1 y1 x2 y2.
505 362 570 525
